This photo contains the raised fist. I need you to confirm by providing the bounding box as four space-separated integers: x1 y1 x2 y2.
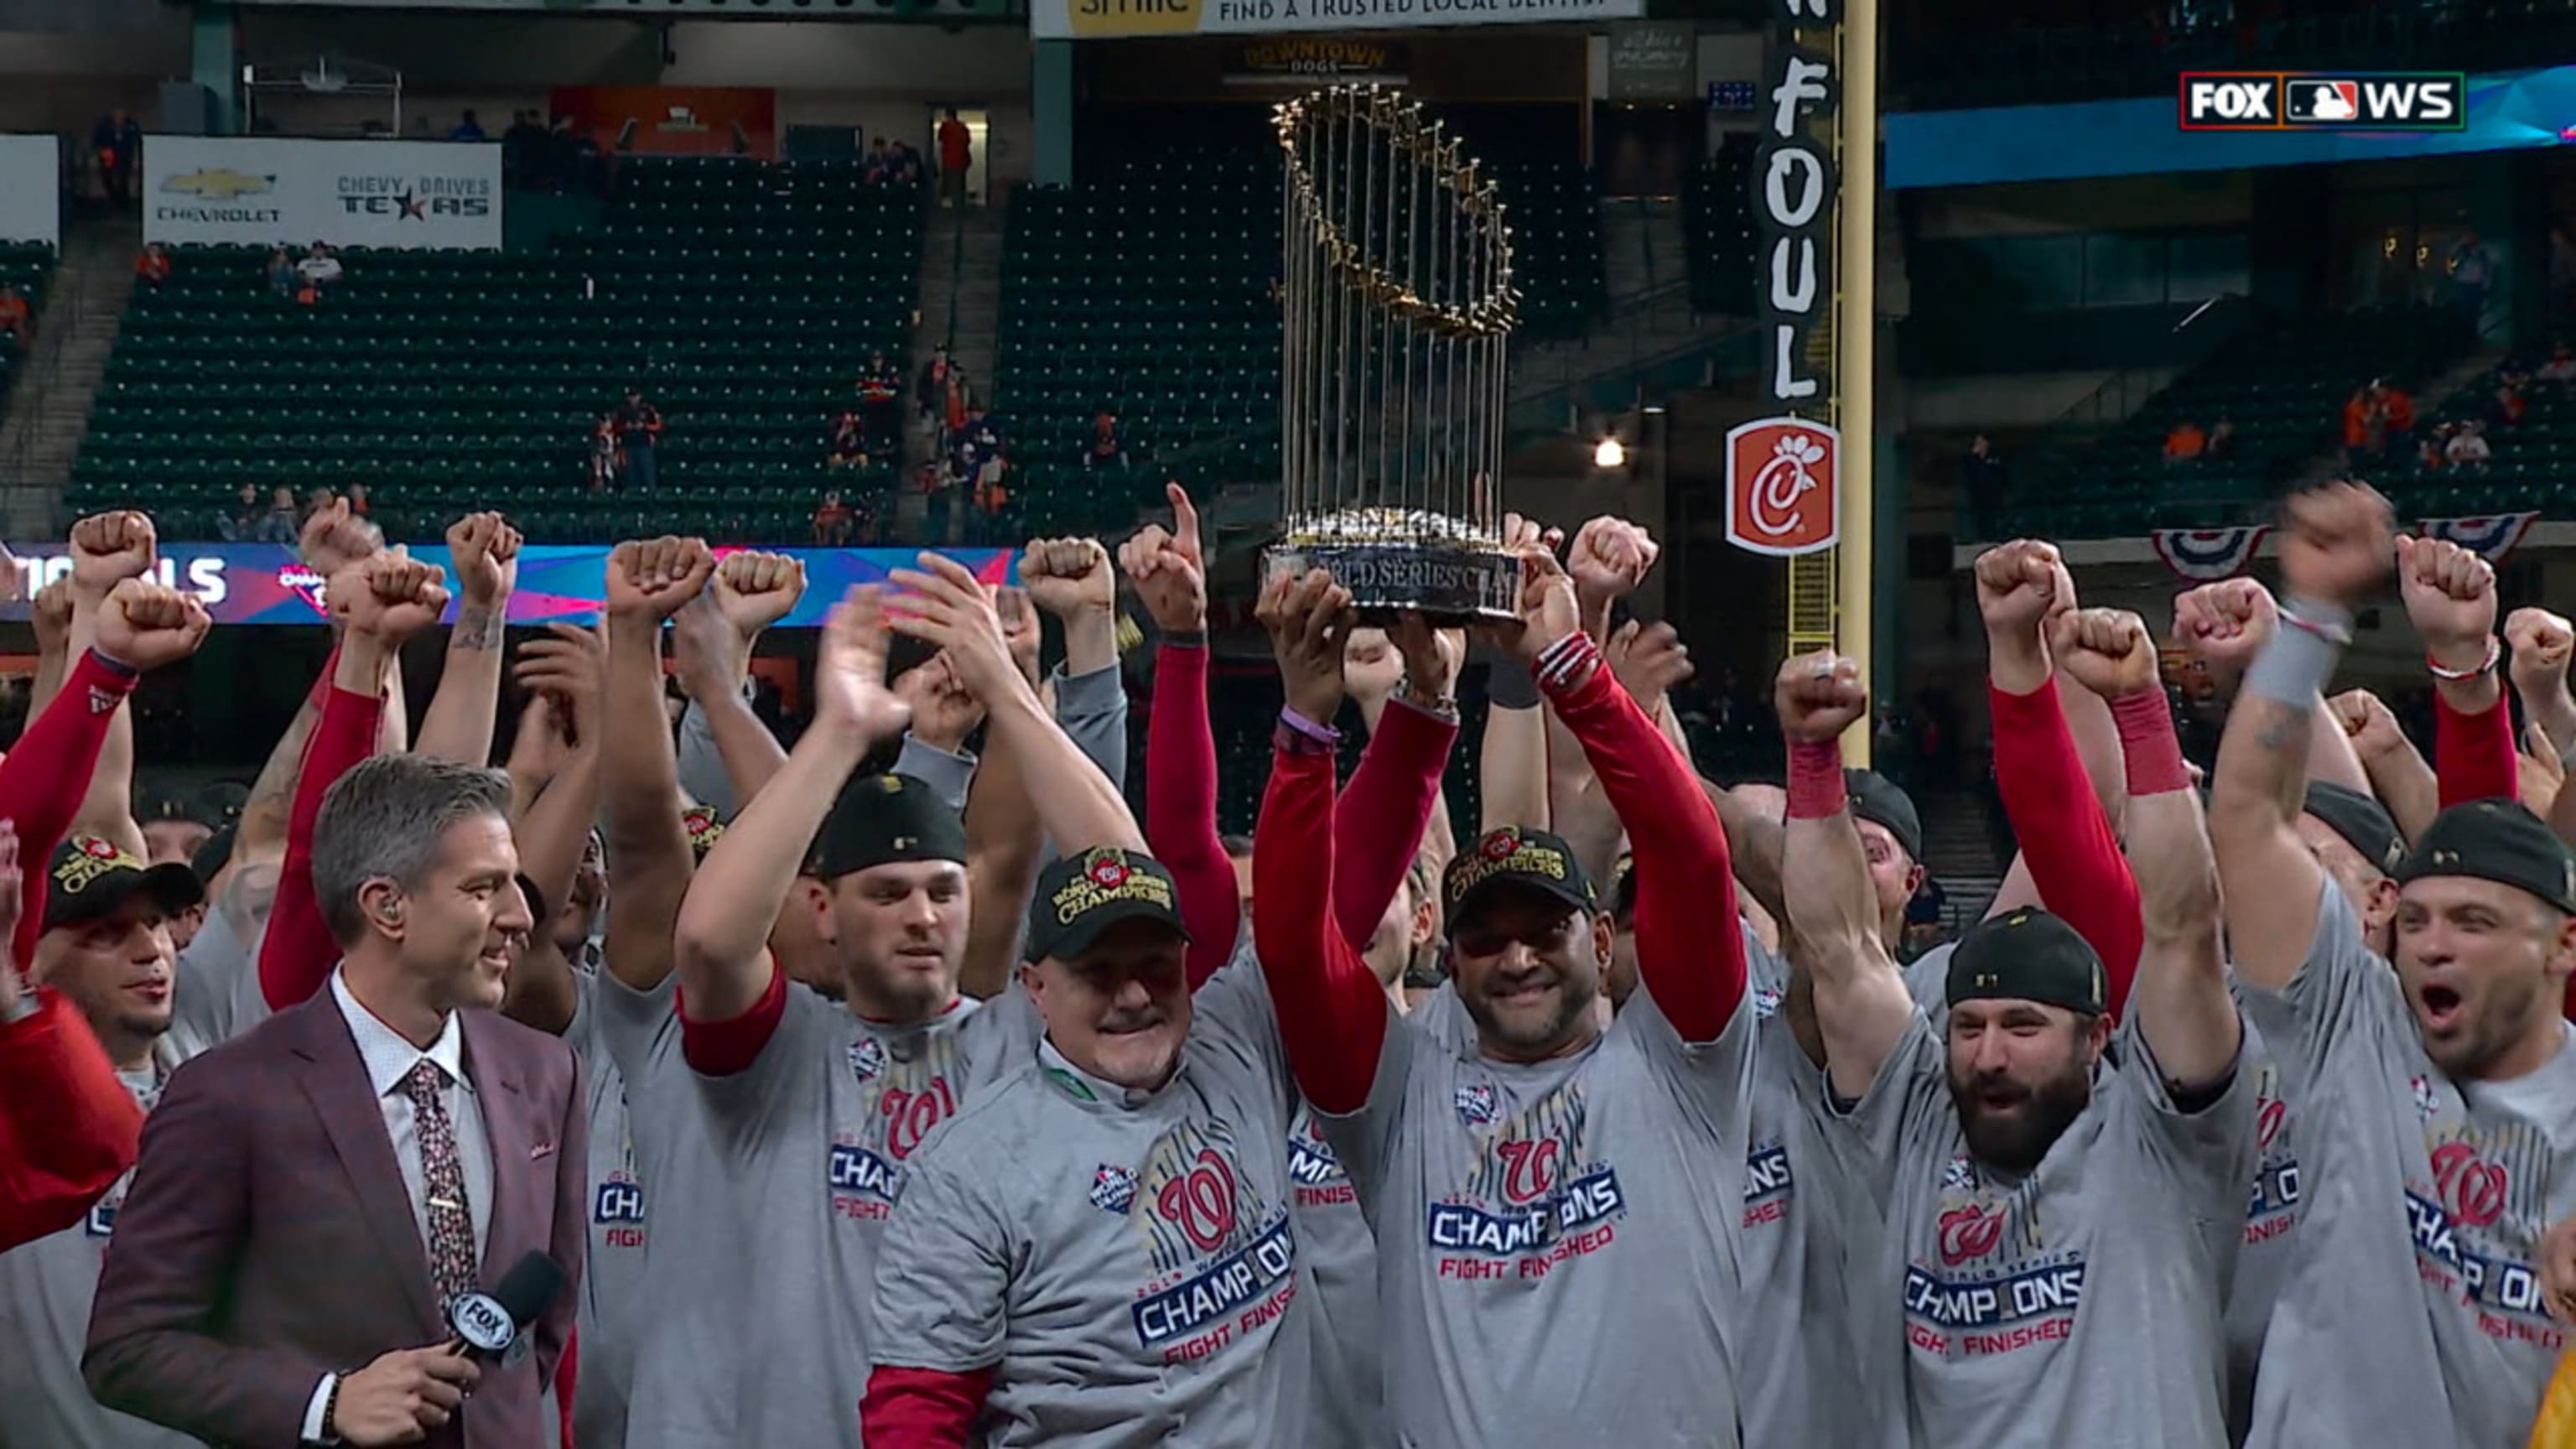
2328 688 2407 761
29 576 72 659
995 585 1042 688
1972 539 2074 640
2050 608 2161 699
2509 607 2575 707
2277 480 2393 610
712 551 806 638
1607 619 1693 715
2170 578 2277 674
444 512 522 611
512 623 606 744
605 537 715 621
1257 568 1356 727
332 550 450 642
1498 512 1565 555
1342 627 1405 707
1566 516 1659 615
896 652 987 754
1774 650 1867 745
2395 533 2497 662
69 511 155 603
1117 484 1208 635
93 578 212 673
1020 537 1114 621
1509 543 1583 662
299 497 383 581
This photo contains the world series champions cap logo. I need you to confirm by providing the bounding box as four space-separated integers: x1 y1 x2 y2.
1444 828 1590 913
55 836 138 895
1051 848 1176 927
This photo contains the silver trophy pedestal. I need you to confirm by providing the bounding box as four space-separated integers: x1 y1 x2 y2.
1261 538 1520 625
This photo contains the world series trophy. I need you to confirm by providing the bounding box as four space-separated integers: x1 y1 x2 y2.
1265 85 1522 623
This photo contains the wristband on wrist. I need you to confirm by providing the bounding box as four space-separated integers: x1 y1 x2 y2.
1483 656 1541 710
1785 739 1848 819
1163 629 1207 648
2110 691 2191 796
1278 707 1341 746
1535 631 1602 693
2242 612 2342 707
2425 636 2501 682
2277 596 2356 647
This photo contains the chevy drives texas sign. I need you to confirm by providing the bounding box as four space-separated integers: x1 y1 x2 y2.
144 137 501 250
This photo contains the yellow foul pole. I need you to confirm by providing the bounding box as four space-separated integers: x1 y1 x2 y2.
1833 0 1877 764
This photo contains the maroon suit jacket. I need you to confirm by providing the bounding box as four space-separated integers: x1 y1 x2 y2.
82 989 586 1448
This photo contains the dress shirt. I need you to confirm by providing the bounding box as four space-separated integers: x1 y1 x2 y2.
301 970 496 1443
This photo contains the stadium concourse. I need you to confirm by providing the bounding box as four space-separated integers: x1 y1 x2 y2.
11 2 2576 1448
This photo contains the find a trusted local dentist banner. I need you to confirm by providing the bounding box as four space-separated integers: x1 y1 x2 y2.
0 543 1017 628
1031 0 1640 40
143 137 501 251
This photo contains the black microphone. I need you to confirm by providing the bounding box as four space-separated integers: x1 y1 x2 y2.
446 1251 566 1364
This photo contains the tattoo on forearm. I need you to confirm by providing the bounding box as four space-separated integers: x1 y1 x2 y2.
455 605 502 652
2253 703 2308 753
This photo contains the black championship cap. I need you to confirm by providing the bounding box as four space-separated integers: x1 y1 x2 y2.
808 774 966 880
138 784 221 830
45 835 205 932
2303 782 2407 877
2394 798 2576 915
190 820 238 886
1847 769 1923 864
1444 826 1597 937
1945 905 2107 1015
1024 847 1191 963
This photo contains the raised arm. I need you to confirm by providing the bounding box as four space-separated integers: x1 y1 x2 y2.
25 577 69 719
2329 688 2438 841
2211 482 2394 992
1515 545 1744 1042
2399 535 2516 808
499 631 605 1034
1478 659 1550 832
60 513 158 860
958 588 1047 998
1122 486 1239 986
2055 609 2236 1086
1332 616 1460 948
413 512 519 765
1250 568 1387 1114
1775 652 1919 1100
259 553 444 1010
1555 619 1696 885
2509 608 2576 763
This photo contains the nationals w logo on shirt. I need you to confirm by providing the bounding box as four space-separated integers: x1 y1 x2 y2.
1121 1118 1299 1364
2407 1113 2557 1331
1426 1078 1628 1272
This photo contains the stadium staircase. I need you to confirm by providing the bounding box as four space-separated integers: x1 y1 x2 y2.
1914 787 2004 934
0 216 138 534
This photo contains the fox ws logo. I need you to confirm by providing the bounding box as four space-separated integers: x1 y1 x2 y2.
1091 1163 1140 1216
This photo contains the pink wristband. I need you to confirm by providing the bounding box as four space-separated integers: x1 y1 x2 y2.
2110 691 2190 797
1785 740 1847 818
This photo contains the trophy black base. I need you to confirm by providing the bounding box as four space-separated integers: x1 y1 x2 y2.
1263 539 1521 626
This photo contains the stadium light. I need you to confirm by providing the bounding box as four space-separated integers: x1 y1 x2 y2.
1593 435 1626 470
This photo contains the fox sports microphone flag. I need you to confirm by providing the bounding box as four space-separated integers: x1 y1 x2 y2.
2536 1350 2576 1448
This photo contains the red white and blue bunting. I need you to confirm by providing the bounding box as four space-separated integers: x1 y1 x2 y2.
2149 527 2269 583
2416 512 2540 564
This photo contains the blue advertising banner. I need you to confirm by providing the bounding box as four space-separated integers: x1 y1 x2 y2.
0 544 1017 627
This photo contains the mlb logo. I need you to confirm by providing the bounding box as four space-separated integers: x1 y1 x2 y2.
1089 1164 1138 1216
2285 80 2360 122
2411 1075 2442 1120
1452 1083 1498 1127
847 1037 887 1083
1724 418 1840 557
1753 984 1784 1021
1940 1155 1976 1192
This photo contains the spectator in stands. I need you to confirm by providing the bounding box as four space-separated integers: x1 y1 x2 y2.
2539 340 2576 386
2450 229 2496 327
615 389 664 492
2418 423 2452 473
342 481 371 519
2445 418 2492 465
2163 416 2205 465
864 137 896 185
449 109 486 143
132 244 169 289
916 345 954 439
0 285 28 346
1961 433 2007 538
262 247 296 299
857 349 902 451
2371 377 2416 439
813 489 856 546
253 487 299 543
937 108 973 210
295 243 343 296
91 109 139 204
890 138 924 185
502 109 548 187
828 409 870 469
216 483 262 542
2490 366 2529 428
2205 414 2236 460
2344 384 2386 470
1086 409 1129 470
589 413 619 491
972 468 1010 542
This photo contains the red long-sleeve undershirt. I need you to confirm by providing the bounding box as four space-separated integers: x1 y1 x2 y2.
1144 642 1241 989
860 1363 991 1447
7 651 141 968
0 988 145 1253
1987 678 2142 1021
1253 738 1384 1114
260 670 384 1010
2433 687 2519 809
1332 699 1457 948
1544 647 1744 1042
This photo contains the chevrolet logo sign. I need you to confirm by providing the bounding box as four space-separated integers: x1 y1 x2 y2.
161 169 275 200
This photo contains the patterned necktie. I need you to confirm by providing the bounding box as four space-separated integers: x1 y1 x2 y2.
397 1059 477 1306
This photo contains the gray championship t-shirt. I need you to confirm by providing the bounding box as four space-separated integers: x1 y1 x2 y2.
564 966 672 1449
165 914 272 1061
599 971 1039 1449
1837 1009 2256 1449
0 1065 195 1449
2222 1017 2304 1444
1322 981 1756 1449
870 958 1313 1448
2240 887 2576 1449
